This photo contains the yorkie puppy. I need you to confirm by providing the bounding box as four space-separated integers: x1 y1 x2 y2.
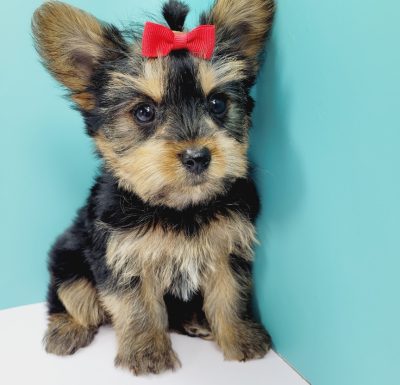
32 0 275 375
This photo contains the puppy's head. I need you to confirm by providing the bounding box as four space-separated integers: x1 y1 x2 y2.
32 0 274 209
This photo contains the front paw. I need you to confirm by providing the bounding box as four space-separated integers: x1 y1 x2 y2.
115 338 181 375
221 321 271 362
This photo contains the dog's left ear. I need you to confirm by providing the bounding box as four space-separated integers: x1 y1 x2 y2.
32 1 128 110
201 0 274 62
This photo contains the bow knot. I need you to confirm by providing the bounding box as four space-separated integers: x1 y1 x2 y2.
142 22 215 60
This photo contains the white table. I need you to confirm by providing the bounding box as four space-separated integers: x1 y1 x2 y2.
0 303 308 385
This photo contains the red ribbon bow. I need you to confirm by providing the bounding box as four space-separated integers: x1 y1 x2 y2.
142 22 215 60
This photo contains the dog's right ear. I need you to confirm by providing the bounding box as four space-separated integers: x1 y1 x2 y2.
32 1 128 110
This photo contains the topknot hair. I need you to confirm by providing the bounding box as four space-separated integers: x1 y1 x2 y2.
162 0 190 31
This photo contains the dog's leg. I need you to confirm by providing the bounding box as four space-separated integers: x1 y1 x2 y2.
44 278 106 355
44 312 98 356
44 215 107 355
101 279 180 375
203 255 271 361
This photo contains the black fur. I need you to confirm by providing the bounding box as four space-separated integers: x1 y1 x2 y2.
83 51 254 143
162 0 189 31
47 169 260 331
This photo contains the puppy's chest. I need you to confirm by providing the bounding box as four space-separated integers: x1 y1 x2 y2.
105 211 255 299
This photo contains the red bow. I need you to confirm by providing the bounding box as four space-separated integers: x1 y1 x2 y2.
142 22 215 60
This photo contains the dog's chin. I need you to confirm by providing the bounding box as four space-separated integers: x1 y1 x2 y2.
143 175 227 210
186 173 209 187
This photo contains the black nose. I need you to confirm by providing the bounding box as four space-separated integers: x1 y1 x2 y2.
180 147 211 175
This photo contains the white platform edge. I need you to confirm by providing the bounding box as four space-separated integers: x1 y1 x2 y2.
0 303 309 385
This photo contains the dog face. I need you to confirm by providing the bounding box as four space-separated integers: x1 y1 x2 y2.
32 0 274 209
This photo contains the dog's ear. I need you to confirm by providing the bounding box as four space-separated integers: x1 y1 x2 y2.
32 1 128 110
201 0 274 60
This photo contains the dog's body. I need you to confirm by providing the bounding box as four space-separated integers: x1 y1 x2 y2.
32 0 274 375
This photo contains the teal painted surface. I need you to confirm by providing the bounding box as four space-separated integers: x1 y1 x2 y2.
251 1 400 385
1 1 399 385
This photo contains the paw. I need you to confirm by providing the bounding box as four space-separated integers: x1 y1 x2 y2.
115 340 181 375
183 320 213 340
184 324 213 340
43 314 97 356
221 322 271 362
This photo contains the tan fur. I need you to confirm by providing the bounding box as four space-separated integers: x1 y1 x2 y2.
102 207 265 362
58 278 106 327
103 210 256 294
209 0 275 58
198 59 248 95
32 1 117 110
95 130 248 208
101 286 180 374
203 256 270 361
43 313 97 356
101 286 167 342
109 59 166 103
203 256 241 348
71 92 96 111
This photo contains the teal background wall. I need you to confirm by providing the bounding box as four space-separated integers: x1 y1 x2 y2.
251 1 400 385
1 1 399 385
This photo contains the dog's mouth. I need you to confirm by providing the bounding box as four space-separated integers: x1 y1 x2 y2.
186 173 209 186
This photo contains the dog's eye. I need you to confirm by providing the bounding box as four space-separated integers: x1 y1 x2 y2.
133 103 156 124
208 94 228 117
